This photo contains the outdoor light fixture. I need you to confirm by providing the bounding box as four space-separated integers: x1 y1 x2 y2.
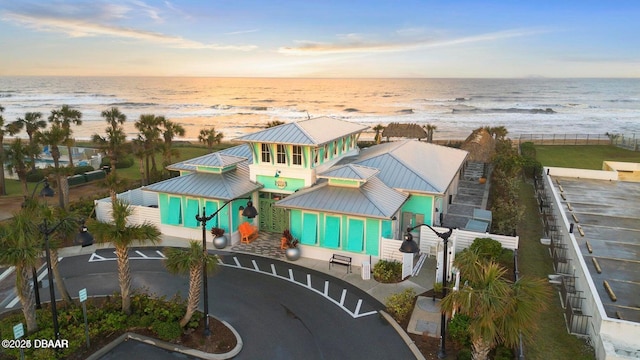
195 196 256 337
399 228 420 253
75 220 94 247
241 201 258 218
405 223 453 359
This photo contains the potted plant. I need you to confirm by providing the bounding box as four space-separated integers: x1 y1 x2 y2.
210 227 227 249
282 229 300 261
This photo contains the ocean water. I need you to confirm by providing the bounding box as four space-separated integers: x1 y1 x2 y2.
0 77 638 141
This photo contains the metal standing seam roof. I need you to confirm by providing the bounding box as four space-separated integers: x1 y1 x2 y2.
235 117 369 146
275 177 409 219
317 164 379 181
166 144 252 172
144 162 262 200
355 140 468 194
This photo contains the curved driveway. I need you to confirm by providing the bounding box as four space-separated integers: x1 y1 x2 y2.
5 248 414 360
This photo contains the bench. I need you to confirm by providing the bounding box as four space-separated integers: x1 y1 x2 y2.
329 254 352 273
239 222 258 244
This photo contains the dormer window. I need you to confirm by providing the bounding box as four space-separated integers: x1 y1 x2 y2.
292 145 302 165
342 138 346 152
333 141 338 155
324 144 329 159
276 144 286 164
261 143 271 163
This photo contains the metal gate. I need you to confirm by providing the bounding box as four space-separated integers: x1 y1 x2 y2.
259 198 289 233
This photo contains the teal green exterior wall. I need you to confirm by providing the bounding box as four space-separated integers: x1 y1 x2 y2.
401 194 434 226
288 209 381 255
257 175 305 192
158 194 235 232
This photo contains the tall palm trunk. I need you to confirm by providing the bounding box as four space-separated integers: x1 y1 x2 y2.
115 244 132 314
66 144 74 167
0 142 6 196
17 265 38 332
472 336 492 360
51 145 66 209
109 158 118 204
181 265 203 327
50 248 72 303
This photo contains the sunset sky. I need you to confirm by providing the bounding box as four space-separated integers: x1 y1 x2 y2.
1 0 638 78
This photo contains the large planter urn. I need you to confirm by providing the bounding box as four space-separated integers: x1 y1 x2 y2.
285 247 301 261
213 235 227 249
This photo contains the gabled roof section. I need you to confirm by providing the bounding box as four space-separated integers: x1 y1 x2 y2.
275 177 408 219
355 140 468 194
167 144 252 172
317 164 379 181
145 162 262 200
236 117 369 146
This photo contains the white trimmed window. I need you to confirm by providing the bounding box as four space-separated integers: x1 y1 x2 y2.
276 144 286 164
292 145 302 165
261 143 271 163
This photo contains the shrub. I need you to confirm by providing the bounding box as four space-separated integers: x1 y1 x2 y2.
373 260 403 283
101 155 134 169
448 314 471 346
73 165 96 175
470 237 503 261
26 168 48 182
385 288 416 323
457 348 472 360
494 345 514 360
152 320 183 341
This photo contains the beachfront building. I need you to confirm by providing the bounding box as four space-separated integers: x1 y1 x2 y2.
95 117 469 262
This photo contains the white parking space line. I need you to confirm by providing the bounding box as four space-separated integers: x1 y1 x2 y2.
222 256 378 319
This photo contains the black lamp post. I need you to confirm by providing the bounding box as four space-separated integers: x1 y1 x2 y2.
27 179 56 309
195 197 257 337
404 224 453 359
39 217 94 346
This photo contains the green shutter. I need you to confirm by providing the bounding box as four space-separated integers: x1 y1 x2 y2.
324 216 340 248
168 197 182 225
185 199 200 228
205 201 219 229
301 213 318 245
346 218 364 252
365 218 380 256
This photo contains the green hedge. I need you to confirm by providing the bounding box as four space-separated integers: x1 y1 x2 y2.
100 155 134 169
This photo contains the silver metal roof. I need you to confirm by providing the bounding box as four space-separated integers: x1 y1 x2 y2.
317 164 379 181
166 144 252 172
275 177 408 219
236 117 369 146
144 162 262 200
355 140 468 194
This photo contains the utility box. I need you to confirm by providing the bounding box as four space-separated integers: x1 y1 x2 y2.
361 262 371 280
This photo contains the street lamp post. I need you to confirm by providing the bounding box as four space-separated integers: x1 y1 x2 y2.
38 217 94 346
195 197 257 337
26 179 56 309
404 224 453 359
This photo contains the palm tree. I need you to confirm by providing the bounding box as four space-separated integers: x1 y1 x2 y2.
372 124 385 144
0 105 7 196
198 128 223 152
11 112 46 167
161 119 185 167
424 124 437 143
440 251 550 360
89 199 161 314
92 107 127 203
164 241 218 327
484 126 508 140
134 114 163 183
49 105 82 167
35 123 70 209
45 205 83 303
0 209 41 332
265 120 285 128
5 139 38 198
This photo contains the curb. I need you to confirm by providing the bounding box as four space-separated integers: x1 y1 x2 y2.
380 310 426 360
85 315 243 360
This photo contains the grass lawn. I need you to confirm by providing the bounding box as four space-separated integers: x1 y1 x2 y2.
535 145 640 169
517 181 595 360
